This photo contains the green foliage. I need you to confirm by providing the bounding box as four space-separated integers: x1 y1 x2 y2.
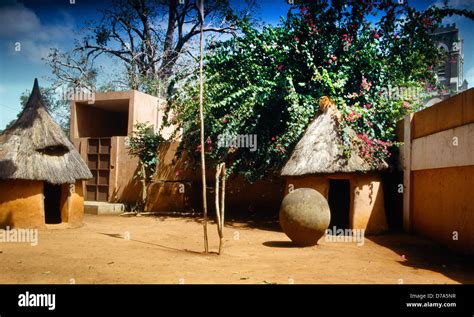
128 122 164 182
172 0 473 181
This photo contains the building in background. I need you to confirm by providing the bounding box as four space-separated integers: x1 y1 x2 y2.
425 24 469 107
280 105 388 235
70 90 173 204
0 79 91 229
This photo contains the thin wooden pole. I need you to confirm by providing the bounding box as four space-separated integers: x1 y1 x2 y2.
215 164 222 249
140 161 147 211
219 163 226 254
220 163 226 229
198 0 208 253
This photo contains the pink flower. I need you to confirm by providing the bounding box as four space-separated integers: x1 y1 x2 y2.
342 34 351 44
294 36 300 42
278 64 283 72
422 17 433 28
347 110 361 122
403 101 410 109
373 29 380 40
328 59 333 64
360 76 372 91
347 92 358 99
271 136 276 141
276 145 286 153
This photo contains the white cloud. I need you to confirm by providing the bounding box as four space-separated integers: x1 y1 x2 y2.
0 3 75 64
432 0 474 9
447 0 474 9
0 5 41 37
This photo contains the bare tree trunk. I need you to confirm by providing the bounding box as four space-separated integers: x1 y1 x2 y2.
215 162 226 255
215 164 222 253
221 163 226 230
198 0 209 254
160 0 177 82
140 162 147 212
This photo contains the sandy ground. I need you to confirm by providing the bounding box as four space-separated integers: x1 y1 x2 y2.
0 214 473 284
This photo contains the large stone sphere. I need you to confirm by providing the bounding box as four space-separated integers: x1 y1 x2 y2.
279 188 331 246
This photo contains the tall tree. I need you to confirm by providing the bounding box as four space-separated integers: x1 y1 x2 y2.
45 0 255 95
173 0 474 181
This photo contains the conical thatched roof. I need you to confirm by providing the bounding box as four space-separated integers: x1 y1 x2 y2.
281 106 387 176
0 79 92 184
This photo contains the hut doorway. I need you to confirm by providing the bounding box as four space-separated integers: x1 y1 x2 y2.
44 182 62 224
328 179 350 231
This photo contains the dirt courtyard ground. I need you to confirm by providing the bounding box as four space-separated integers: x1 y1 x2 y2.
1 214 473 284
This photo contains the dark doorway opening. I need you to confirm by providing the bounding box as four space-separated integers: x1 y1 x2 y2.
328 179 351 231
44 182 62 224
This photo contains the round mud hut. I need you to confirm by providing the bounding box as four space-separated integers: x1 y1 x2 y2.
280 101 388 235
0 79 92 229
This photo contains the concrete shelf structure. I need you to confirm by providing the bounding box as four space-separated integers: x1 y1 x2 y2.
70 90 172 204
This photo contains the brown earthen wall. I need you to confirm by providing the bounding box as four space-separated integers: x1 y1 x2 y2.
110 136 142 203
412 88 474 139
0 180 45 229
66 180 85 227
412 166 474 255
397 88 474 254
284 173 387 234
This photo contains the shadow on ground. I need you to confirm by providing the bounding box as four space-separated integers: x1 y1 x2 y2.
98 232 205 256
368 232 474 284
262 241 301 248
134 211 282 232
224 213 281 232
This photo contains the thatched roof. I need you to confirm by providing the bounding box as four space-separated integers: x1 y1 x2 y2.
0 79 92 184
281 106 387 176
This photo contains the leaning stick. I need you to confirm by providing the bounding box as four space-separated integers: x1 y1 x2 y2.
215 163 222 253
220 163 226 233
219 163 226 255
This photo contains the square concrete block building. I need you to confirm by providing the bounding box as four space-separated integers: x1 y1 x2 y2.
70 89 171 204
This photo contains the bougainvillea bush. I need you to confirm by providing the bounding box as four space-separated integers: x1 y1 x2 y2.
172 0 473 181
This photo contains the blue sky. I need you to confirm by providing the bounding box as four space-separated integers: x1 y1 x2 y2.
1 0 474 129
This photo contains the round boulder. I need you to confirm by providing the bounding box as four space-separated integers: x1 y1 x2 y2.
279 188 331 246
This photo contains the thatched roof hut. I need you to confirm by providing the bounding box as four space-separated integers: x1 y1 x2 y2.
281 106 387 176
0 79 92 184
0 79 91 229
280 104 388 235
